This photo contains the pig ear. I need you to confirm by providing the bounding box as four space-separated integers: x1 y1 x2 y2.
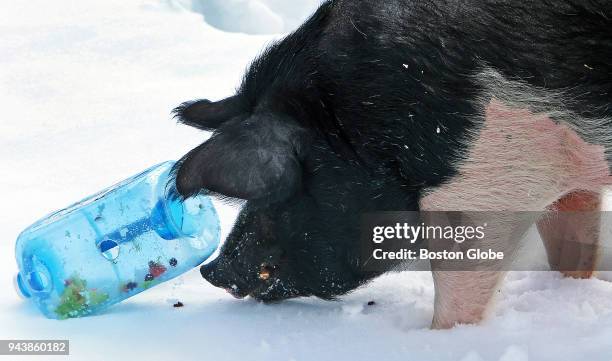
174 114 309 202
172 95 246 131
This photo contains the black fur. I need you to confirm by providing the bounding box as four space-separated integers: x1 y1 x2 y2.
173 0 612 301
173 95 247 131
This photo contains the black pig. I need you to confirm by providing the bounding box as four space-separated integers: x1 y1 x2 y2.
172 0 612 328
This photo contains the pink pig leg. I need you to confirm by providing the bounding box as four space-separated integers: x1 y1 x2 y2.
431 270 503 329
537 190 601 279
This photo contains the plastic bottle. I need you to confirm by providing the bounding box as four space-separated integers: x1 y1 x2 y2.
14 161 220 319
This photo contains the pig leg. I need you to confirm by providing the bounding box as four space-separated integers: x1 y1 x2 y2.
427 212 531 329
428 219 529 329
431 270 503 329
536 190 601 279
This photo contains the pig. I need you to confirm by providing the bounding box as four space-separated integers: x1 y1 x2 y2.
171 0 612 328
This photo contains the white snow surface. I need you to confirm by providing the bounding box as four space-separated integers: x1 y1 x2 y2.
1 1 612 360
173 0 323 34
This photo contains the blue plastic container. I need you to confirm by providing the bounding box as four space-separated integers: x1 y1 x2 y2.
14 161 220 319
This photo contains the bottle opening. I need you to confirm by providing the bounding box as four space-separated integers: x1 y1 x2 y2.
20 256 53 294
14 273 31 298
28 270 50 292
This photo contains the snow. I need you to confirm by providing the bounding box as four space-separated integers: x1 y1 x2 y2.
1 1 612 360
172 0 322 34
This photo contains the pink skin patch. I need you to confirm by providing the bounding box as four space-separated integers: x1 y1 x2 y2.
422 99 610 211
421 99 611 329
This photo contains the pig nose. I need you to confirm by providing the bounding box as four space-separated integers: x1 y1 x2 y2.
200 260 248 299
200 259 223 287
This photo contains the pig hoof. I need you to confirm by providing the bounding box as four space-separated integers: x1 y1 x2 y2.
562 270 594 279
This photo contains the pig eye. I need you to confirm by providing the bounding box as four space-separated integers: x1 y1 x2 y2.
258 263 275 281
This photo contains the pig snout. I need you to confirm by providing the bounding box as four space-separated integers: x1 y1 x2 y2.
200 260 248 299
